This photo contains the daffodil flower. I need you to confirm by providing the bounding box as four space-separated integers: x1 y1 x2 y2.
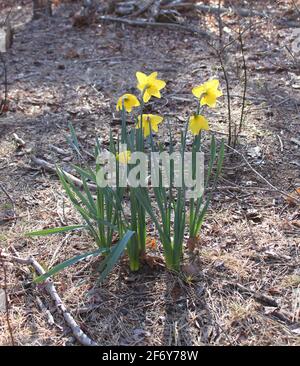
116 94 140 113
136 114 163 137
136 72 166 103
189 114 209 135
117 150 132 164
192 79 222 108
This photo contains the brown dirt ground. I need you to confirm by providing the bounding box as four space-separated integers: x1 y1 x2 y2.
0 0 299 345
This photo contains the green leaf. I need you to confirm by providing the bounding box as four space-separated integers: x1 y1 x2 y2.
67 122 83 159
72 164 96 183
26 225 86 237
34 247 109 283
98 230 135 282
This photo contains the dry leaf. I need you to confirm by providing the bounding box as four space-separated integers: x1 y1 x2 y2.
146 237 157 250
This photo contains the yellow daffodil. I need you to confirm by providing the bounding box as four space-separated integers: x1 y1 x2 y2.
192 79 222 108
136 71 166 103
189 114 209 135
117 150 131 164
136 114 163 137
116 93 140 113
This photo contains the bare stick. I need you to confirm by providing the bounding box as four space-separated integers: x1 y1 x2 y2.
0 54 8 115
129 0 155 18
0 183 16 219
36 296 55 326
97 15 211 38
291 0 300 18
238 28 247 136
0 250 15 345
0 252 98 346
218 52 232 147
226 281 278 307
276 134 284 152
31 156 97 192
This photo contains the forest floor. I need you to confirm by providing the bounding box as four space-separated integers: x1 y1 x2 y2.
0 0 300 346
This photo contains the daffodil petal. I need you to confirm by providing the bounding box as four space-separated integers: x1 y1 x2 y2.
192 85 205 98
116 94 140 112
148 88 161 99
201 93 217 108
154 79 166 90
143 91 152 103
136 71 148 85
207 79 219 89
150 115 163 125
189 115 209 135
149 72 158 80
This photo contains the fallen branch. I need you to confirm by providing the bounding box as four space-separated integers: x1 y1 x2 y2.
31 156 97 192
97 15 211 38
12 133 26 148
1 252 98 346
0 250 15 345
129 0 156 18
36 295 55 326
226 281 278 307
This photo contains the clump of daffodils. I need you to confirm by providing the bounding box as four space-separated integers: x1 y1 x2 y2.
114 72 224 272
29 71 224 284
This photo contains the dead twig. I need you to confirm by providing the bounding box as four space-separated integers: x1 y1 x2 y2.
226 281 278 307
0 252 98 346
31 156 97 192
12 133 26 148
97 15 211 38
0 53 8 115
276 134 284 152
129 0 156 18
36 295 55 326
0 183 16 220
0 250 15 346
237 28 247 136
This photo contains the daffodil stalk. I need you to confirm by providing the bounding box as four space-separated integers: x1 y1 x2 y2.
115 87 150 271
135 117 187 271
188 80 225 239
125 73 166 270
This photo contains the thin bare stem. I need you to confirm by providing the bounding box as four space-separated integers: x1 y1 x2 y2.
0 54 8 115
0 251 15 345
238 28 248 137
